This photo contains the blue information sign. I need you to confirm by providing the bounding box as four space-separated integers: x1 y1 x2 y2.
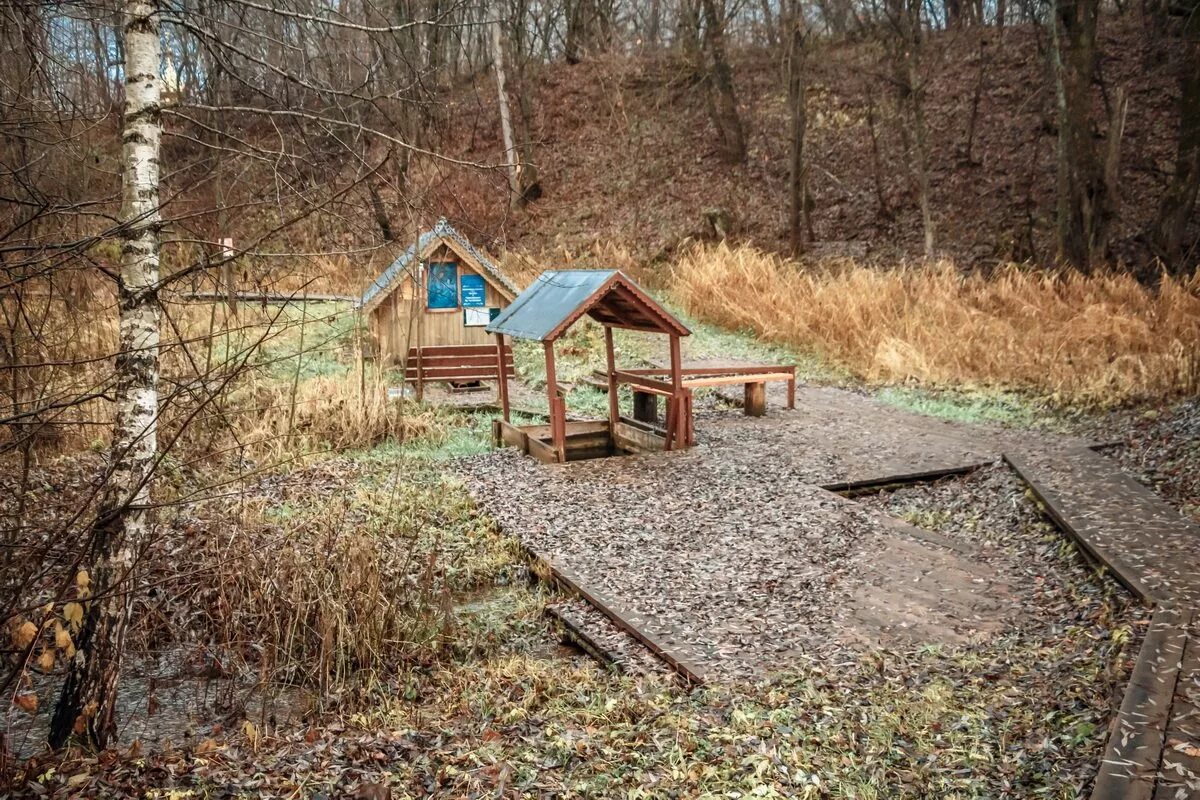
460 274 486 307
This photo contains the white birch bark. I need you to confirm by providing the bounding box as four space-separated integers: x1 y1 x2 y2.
491 16 523 208
50 0 161 750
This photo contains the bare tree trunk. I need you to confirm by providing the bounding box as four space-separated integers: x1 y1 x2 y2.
1050 0 1106 270
865 84 892 219
945 0 964 27
1152 0 1200 271
963 36 988 164
700 0 747 163
786 3 808 252
760 0 778 48
50 0 161 750
1103 86 1129 242
491 17 523 209
565 0 595 63
889 0 935 257
647 0 662 46
368 182 396 241
912 91 936 258
508 0 542 203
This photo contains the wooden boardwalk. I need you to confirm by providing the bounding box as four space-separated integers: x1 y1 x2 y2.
469 388 1200 795
1005 447 1200 799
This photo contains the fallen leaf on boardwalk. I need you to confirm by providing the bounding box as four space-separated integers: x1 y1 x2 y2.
1169 739 1200 757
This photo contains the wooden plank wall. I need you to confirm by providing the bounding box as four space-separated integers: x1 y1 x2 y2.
370 245 508 365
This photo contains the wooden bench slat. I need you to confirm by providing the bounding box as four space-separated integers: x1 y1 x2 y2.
408 344 511 358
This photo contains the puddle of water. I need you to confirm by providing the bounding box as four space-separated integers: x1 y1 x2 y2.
4 646 312 759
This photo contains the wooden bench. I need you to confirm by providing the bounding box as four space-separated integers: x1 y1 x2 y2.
597 365 797 419
405 344 514 387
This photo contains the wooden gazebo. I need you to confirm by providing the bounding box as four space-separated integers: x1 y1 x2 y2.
487 270 694 463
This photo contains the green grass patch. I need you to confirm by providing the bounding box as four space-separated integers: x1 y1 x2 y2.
874 386 1059 429
254 301 359 380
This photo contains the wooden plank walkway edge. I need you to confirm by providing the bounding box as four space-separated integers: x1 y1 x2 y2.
520 542 709 686
1002 450 1159 605
1090 606 1192 800
1003 447 1200 799
821 461 992 496
544 604 624 673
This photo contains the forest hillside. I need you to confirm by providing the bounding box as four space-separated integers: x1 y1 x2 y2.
424 18 1184 271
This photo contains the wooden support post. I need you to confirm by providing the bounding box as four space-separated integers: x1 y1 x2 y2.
663 396 676 451
745 381 766 417
544 340 565 462
668 334 686 448
685 388 694 446
604 326 618 432
633 391 657 423
415 311 425 403
495 333 511 422
787 369 796 409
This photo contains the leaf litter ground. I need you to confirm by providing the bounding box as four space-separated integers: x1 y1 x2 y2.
6 394 1156 798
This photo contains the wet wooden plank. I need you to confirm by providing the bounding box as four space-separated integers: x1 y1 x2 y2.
822 462 990 495
545 604 622 671
1154 619 1200 799
1092 607 1190 800
1004 448 1200 606
524 546 710 686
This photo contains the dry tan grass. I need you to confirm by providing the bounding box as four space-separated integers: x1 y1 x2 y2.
226 373 441 462
2 287 428 461
671 243 1200 406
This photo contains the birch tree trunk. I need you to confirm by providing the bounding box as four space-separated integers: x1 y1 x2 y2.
50 0 162 750
491 17 523 209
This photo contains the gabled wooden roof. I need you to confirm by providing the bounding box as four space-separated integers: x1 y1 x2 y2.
359 220 518 313
486 270 690 342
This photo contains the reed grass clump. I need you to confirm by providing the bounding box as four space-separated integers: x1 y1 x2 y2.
670 244 1200 406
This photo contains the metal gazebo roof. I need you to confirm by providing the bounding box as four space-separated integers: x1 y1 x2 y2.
486 270 690 342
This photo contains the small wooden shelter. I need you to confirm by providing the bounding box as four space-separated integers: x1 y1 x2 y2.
487 270 696 463
360 220 518 394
